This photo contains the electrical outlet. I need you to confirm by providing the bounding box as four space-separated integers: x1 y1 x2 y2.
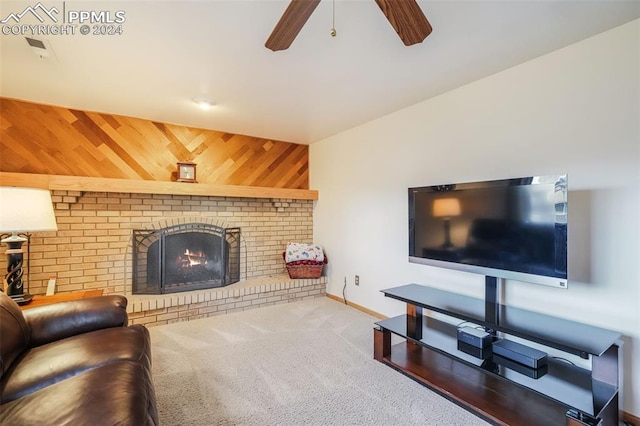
355 275 360 286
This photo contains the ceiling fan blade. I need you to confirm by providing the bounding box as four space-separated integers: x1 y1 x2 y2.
374 0 432 46
266 0 321 51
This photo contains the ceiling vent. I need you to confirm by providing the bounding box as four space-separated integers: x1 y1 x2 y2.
25 37 56 60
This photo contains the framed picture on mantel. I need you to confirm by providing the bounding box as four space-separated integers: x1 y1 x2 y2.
177 162 197 183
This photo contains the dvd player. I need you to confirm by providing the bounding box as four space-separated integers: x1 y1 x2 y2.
493 354 548 379
492 339 547 369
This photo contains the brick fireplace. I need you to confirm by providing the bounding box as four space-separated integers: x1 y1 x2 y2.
17 190 326 325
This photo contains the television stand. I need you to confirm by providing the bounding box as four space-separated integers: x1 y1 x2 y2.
374 284 621 425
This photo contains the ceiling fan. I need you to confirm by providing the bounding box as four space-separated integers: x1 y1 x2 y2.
265 0 432 51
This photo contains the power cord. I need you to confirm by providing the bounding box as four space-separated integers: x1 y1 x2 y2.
342 277 347 305
550 356 576 366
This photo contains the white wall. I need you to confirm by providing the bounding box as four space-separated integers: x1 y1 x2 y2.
310 20 640 416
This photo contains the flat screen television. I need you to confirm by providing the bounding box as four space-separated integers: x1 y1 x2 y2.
409 175 568 288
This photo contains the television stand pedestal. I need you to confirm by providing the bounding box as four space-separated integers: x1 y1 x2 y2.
374 283 621 426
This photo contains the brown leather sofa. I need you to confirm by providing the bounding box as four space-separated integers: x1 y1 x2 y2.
0 291 158 425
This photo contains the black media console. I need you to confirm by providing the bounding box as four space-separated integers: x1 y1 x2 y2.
373 283 621 426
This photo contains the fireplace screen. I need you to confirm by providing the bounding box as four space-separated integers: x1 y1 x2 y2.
133 223 240 294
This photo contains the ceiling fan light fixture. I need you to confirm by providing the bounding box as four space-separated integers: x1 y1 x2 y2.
194 98 216 110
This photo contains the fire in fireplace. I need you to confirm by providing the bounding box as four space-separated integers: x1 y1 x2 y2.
133 223 240 294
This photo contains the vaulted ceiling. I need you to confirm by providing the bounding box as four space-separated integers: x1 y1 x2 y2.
1 1 638 144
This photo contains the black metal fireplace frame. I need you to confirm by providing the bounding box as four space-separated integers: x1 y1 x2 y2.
132 223 240 294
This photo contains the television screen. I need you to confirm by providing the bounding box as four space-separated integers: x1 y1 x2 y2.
409 175 568 288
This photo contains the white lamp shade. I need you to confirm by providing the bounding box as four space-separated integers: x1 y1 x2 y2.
0 187 58 233
433 198 461 217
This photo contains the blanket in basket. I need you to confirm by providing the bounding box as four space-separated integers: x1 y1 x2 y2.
285 242 325 263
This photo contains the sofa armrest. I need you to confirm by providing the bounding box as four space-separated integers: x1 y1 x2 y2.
23 295 129 347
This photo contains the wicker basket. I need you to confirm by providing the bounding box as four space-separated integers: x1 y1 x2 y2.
285 263 324 279
283 252 327 279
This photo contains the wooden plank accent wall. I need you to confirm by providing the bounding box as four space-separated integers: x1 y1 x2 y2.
0 98 309 189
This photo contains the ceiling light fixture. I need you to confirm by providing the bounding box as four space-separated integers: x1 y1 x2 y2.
194 98 215 110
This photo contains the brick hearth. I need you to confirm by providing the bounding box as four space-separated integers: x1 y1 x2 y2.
127 275 327 326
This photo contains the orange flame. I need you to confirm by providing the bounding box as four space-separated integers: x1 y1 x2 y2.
183 249 205 267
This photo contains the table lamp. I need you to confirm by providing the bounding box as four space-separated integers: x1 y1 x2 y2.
433 198 461 248
0 187 58 303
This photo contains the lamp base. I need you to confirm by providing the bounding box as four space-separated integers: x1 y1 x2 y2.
10 293 33 305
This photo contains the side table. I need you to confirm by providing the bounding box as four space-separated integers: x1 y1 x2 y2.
20 289 104 310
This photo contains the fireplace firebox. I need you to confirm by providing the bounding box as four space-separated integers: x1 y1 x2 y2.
133 223 240 294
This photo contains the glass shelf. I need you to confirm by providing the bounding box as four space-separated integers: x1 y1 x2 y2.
381 284 621 358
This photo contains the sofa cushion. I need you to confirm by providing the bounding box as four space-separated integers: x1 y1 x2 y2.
0 292 30 380
23 295 128 347
0 360 158 426
1 324 151 403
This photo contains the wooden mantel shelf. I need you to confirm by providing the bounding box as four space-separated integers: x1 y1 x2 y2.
0 172 318 201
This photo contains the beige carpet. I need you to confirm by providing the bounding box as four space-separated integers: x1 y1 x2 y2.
149 297 489 425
